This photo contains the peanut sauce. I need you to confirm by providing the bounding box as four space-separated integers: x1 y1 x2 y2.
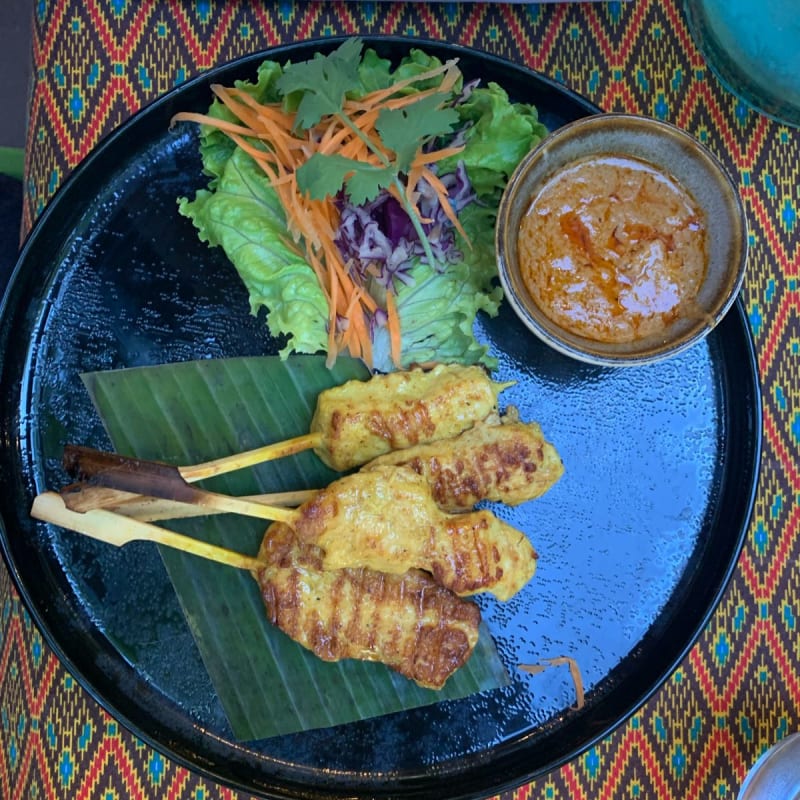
518 154 707 343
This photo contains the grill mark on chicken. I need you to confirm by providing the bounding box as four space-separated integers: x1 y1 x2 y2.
365 417 563 512
255 522 481 689
310 364 510 471
366 403 436 448
292 465 538 601
431 511 522 597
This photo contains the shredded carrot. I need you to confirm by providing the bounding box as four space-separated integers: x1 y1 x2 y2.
168 112 256 139
172 57 468 370
385 290 402 369
412 145 465 166
349 304 372 367
418 166 469 242
519 657 585 710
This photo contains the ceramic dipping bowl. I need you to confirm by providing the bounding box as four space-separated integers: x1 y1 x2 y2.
495 113 747 367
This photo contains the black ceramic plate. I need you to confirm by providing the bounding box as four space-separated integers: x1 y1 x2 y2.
0 38 761 800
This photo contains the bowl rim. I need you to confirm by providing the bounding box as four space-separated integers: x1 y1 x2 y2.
495 111 749 367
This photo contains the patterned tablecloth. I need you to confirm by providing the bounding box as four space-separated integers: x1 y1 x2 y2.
2 1 799 798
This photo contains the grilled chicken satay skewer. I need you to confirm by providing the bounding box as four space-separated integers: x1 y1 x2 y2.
255 522 481 689
63 406 560 522
179 363 514 479
292 465 538 601
31 492 262 571
364 409 563 512
31 491 482 689
62 447 535 600
61 361 510 495
60 362 514 521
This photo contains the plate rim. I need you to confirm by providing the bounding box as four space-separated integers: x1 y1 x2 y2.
0 35 763 800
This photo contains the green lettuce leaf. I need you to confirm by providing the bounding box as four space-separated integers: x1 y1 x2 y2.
178 147 329 357
372 202 502 372
194 60 284 187
356 47 462 95
439 82 549 197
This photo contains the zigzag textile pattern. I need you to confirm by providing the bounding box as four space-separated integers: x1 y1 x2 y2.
3 0 799 798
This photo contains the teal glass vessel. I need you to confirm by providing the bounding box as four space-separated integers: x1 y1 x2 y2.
684 0 800 126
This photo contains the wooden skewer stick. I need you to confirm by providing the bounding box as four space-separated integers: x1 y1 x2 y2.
59 484 316 522
31 492 264 571
61 445 298 524
179 432 322 482
120 364 516 482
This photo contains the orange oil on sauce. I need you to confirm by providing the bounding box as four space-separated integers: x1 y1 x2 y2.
518 154 707 343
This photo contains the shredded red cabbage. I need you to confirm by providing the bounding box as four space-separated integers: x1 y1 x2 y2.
334 161 477 292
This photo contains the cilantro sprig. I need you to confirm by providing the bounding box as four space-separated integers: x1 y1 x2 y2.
276 39 461 270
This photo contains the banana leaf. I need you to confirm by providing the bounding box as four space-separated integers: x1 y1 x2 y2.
81 355 510 741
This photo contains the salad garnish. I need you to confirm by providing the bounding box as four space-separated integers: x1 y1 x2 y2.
173 39 548 371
